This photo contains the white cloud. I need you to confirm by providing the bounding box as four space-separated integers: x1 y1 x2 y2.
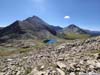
64 16 70 19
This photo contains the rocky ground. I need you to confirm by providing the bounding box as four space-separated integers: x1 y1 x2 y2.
0 36 100 75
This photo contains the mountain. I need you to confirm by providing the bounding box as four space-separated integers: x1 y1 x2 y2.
25 16 62 33
0 16 100 42
63 24 88 34
0 16 60 42
63 24 100 36
85 30 100 36
58 24 100 39
0 27 4 30
58 24 90 39
47 25 63 32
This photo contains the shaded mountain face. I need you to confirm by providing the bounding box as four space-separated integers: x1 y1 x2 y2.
0 27 4 31
63 24 88 34
0 16 60 42
47 25 63 32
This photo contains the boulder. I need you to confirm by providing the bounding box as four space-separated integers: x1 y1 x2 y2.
94 53 100 60
69 72 75 75
56 68 65 75
28 67 46 75
56 62 66 69
95 62 100 68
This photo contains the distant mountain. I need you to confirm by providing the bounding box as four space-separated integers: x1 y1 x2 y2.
63 24 88 34
58 24 100 39
62 24 100 36
85 30 100 36
58 24 90 39
0 16 60 42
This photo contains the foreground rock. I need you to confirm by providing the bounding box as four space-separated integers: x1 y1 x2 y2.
0 36 100 75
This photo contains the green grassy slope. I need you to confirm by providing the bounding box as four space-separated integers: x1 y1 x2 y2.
62 33 90 40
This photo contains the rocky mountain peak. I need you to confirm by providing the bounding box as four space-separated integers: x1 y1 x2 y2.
67 24 79 29
25 15 48 25
63 24 87 34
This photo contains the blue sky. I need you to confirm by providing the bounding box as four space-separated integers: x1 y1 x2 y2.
0 0 100 30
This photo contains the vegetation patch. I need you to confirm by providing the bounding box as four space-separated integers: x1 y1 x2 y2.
63 33 90 40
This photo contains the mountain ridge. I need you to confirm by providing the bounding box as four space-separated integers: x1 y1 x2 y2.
0 16 100 42
0 16 59 42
